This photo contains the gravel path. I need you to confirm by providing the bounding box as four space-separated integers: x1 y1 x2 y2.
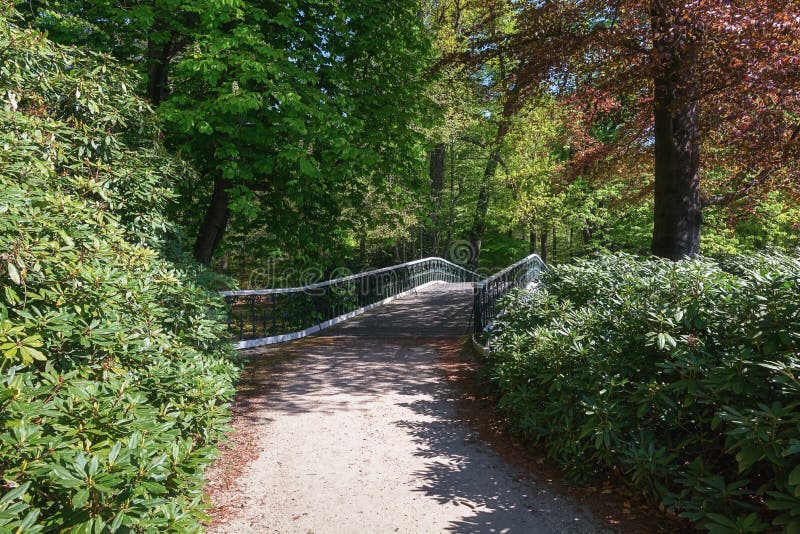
205 285 608 534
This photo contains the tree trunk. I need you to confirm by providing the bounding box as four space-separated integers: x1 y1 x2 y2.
468 87 518 266
650 6 702 260
430 143 445 202
443 142 457 257
468 159 496 266
539 229 548 264
529 227 536 254
429 143 446 254
552 224 557 261
569 227 574 257
469 133 506 266
193 177 231 265
145 35 174 106
358 218 367 264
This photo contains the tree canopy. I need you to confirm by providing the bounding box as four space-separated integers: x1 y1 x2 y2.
19 0 799 271
436 0 800 259
24 0 433 266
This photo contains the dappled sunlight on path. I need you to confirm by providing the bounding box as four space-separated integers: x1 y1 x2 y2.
204 284 607 533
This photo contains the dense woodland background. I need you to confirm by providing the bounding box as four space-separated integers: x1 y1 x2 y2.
17 0 800 283
1 0 799 532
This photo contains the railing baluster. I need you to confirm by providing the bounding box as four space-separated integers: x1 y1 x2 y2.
473 254 545 339
268 294 275 335
220 256 487 346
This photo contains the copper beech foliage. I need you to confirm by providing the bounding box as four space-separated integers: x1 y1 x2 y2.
462 0 800 231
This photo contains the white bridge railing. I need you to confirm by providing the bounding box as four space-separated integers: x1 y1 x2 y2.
472 253 546 340
221 257 483 348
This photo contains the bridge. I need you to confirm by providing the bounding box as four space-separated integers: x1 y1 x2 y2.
221 254 546 348
207 253 611 533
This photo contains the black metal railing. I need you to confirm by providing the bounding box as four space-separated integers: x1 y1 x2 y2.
222 257 482 347
472 253 545 338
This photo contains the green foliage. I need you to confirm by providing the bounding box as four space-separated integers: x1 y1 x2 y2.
0 14 237 531
476 231 529 271
22 0 433 269
594 198 654 254
487 252 800 532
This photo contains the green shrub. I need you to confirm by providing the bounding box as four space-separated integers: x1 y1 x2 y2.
487 251 800 533
0 12 237 532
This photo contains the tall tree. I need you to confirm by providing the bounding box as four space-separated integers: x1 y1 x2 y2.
461 0 800 259
23 0 433 265
427 0 529 264
429 142 446 253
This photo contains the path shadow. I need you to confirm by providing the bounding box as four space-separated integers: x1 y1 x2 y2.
233 338 453 419
319 282 476 337
395 398 602 533
225 283 604 533
232 283 475 420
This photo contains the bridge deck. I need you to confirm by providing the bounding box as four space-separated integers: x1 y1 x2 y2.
317 282 475 338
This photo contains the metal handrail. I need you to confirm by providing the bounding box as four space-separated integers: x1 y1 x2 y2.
222 257 484 348
472 253 546 338
221 256 482 296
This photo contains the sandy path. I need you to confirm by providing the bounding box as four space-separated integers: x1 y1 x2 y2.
205 287 608 533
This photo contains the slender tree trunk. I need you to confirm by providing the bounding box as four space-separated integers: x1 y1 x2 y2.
430 144 446 202
552 224 557 262
145 34 174 106
651 5 702 260
193 177 231 265
443 142 457 257
469 155 498 266
358 218 368 264
569 227 574 257
529 227 537 254
469 86 518 266
429 143 446 254
539 228 548 264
